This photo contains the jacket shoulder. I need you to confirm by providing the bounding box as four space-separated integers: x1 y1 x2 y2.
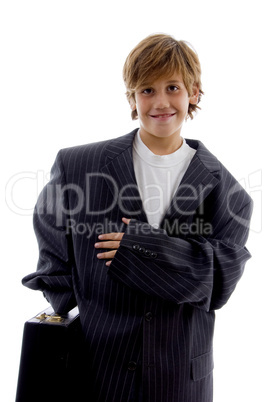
57 129 137 170
187 139 252 207
186 139 221 173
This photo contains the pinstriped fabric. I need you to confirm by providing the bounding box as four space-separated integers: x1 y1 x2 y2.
23 128 252 401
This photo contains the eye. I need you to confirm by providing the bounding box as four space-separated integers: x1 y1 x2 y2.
168 85 179 92
142 88 154 95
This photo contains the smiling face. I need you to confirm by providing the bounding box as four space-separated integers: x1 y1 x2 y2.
132 73 199 153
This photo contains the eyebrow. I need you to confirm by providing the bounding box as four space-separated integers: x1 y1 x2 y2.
140 80 183 87
166 80 183 85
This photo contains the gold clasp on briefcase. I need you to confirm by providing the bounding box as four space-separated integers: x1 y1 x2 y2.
36 313 64 323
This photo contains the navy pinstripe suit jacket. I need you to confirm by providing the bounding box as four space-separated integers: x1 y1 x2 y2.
23 129 252 402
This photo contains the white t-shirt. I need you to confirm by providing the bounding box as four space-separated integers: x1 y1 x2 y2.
133 130 196 228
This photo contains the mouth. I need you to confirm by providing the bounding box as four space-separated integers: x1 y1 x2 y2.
150 113 176 120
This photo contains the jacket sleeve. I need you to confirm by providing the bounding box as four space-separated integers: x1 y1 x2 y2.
22 151 77 314
108 196 253 312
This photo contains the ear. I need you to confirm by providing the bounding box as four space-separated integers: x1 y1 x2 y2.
129 97 136 111
189 85 199 105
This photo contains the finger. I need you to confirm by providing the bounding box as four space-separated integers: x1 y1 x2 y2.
96 250 117 260
98 232 124 241
95 240 121 250
122 217 131 225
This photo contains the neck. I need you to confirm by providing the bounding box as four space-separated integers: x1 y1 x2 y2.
139 130 183 155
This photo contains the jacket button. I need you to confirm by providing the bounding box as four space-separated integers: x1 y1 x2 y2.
128 361 137 371
138 247 145 254
145 312 153 322
144 249 151 257
132 244 140 251
150 252 157 259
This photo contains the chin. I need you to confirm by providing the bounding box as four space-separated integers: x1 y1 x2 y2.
152 127 182 138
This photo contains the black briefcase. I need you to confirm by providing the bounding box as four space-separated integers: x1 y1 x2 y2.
16 306 87 402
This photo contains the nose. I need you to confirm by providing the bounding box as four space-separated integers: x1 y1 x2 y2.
153 91 170 109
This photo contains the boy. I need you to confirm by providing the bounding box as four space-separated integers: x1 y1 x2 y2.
23 34 252 402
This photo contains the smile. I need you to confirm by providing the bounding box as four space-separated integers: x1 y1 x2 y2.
150 113 176 120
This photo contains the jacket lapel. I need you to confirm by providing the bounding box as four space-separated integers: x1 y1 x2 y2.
100 129 148 222
161 140 220 227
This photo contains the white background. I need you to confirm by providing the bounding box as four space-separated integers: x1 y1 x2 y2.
1 1 266 401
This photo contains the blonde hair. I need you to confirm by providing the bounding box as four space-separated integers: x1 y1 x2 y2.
123 33 204 120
